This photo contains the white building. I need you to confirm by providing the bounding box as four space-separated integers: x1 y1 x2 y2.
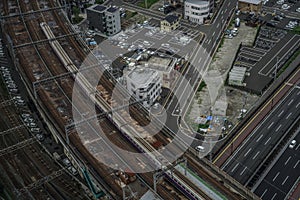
184 0 213 24
126 67 162 108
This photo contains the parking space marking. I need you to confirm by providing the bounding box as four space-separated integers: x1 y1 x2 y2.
294 160 299 168
265 137 271 145
240 166 247 175
267 121 274 129
278 110 284 117
273 172 280 182
231 163 239 172
260 189 268 198
271 193 277 200
256 134 263 142
286 112 292 119
252 151 260 160
282 176 289 185
275 124 282 132
284 156 291 165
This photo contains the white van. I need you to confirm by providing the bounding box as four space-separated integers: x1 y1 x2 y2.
195 145 205 152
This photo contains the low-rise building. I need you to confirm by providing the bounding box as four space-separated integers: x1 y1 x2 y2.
160 14 180 32
87 4 121 36
126 67 162 108
184 0 213 25
238 0 263 13
228 66 248 86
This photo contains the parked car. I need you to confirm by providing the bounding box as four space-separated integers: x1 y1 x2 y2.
195 145 205 152
36 133 44 141
62 158 71 166
68 166 78 176
289 140 296 148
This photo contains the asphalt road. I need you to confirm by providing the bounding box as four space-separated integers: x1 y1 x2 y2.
254 128 300 200
221 83 300 185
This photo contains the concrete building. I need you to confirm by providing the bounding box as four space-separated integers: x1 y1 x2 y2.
167 0 184 7
160 14 180 32
184 0 214 25
228 66 248 86
140 55 178 88
238 0 263 13
87 4 121 36
126 67 162 108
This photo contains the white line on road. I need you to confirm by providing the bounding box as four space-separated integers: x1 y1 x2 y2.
225 8 227 13
296 102 300 108
256 135 263 142
282 176 289 185
267 121 274 129
286 112 292 119
240 167 247 175
261 189 268 198
285 156 291 165
278 110 284 117
296 144 300 150
271 193 277 200
216 23 220 28
265 137 271 145
212 31 215 37
273 172 280 182
294 160 299 168
253 151 260 160
288 99 294 106
275 124 282 132
231 163 239 172
244 148 252 157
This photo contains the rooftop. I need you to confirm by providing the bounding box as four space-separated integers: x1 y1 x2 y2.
164 14 179 24
92 5 106 12
107 6 118 13
127 67 158 86
185 0 210 5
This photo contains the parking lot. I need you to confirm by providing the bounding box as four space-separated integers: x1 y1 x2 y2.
264 0 300 13
230 24 300 94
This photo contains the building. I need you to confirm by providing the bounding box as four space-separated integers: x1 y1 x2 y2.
228 66 248 86
160 14 180 32
167 0 184 7
126 67 162 108
140 55 178 88
238 0 263 13
184 0 214 25
87 4 121 36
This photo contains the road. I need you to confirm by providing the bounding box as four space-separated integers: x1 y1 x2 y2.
254 128 300 200
221 83 300 185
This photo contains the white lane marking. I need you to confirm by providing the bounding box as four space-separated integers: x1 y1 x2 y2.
231 163 239 172
253 151 260 160
261 189 268 198
286 112 292 119
212 31 215 37
271 193 277 200
216 23 220 28
267 121 274 129
296 102 300 108
296 144 300 150
282 176 289 185
297 90 300 95
278 110 284 117
273 172 280 182
240 167 247 175
294 160 299 169
265 137 271 145
225 8 227 12
244 148 252 157
208 39 211 44
288 99 294 106
228 1 231 5
285 156 291 165
256 135 263 142
275 124 282 132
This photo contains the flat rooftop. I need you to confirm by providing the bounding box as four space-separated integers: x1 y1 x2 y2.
127 67 157 86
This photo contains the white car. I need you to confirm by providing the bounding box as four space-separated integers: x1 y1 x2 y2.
282 4 290 10
195 145 205 152
277 0 284 4
289 140 296 148
296 7 300 13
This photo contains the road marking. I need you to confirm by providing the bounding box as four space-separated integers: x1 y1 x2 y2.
216 23 220 28
278 110 284 117
297 90 300 95
285 156 291 165
282 176 289 185
271 193 277 200
296 144 300 150
208 39 211 44
225 8 227 13
240 167 247 175
288 99 294 106
244 148 252 157
273 172 280 181
256 135 263 142
286 112 292 119
267 121 274 129
296 102 300 108
212 31 215 37
253 151 260 160
231 163 239 172
261 189 268 198
265 137 271 145
275 124 282 132
294 160 299 168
